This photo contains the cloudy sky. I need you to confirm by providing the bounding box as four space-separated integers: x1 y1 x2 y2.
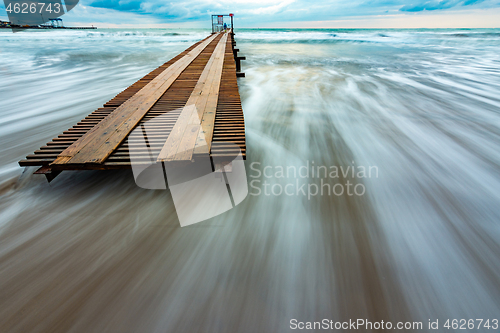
1 0 500 27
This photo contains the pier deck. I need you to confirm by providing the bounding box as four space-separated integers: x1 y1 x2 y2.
19 31 246 179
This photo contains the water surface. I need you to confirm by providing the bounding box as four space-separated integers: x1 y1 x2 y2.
0 28 499 332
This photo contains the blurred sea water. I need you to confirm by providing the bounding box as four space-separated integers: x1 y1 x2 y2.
0 28 499 332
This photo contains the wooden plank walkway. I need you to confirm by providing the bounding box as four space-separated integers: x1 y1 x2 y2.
19 30 246 178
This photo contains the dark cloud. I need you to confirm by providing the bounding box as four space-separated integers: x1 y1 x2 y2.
400 0 486 11
72 0 499 22
88 0 142 11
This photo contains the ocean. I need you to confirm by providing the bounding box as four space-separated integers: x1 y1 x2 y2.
0 28 499 332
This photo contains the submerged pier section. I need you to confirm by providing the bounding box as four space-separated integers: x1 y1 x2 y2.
19 30 246 180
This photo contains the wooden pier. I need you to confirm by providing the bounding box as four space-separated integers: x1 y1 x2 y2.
19 30 246 181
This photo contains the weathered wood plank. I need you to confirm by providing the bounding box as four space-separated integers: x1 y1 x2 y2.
51 33 220 166
19 30 247 173
157 32 228 162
